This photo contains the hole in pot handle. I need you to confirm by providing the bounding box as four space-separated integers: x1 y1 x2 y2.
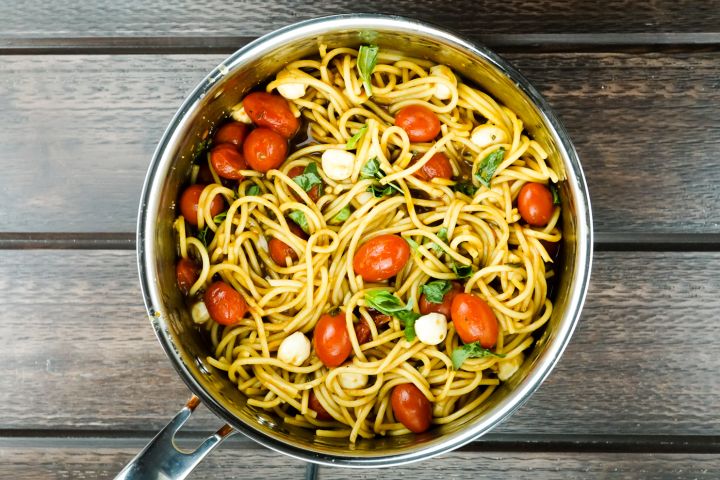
114 395 236 480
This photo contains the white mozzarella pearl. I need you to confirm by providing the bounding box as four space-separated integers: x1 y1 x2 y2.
430 65 456 100
338 368 368 389
278 81 306 100
497 353 524 381
321 149 356 181
470 123 508 149
230 103 252 124
277 332 311 366
414 312 448 346
191 301 210 324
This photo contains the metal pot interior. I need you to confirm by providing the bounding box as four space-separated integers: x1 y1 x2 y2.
138 14 592 467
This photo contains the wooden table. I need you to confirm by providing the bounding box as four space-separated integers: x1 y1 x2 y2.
2 2 719 478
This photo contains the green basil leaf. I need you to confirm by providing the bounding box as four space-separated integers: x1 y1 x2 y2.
362 157 403 197
213 212 227 224
292 162 323 193
193 139 211 161
288 210 310 234
550 182 561 205
451 342 506 369
452 181 478 197
428 227 448 255
474 147 505 188
364 290 420 341
451 262 474 279
421 280 452 304
197 226 211 247
360 157 382 179
367 184 398 198
346 124 368 150
246 185 260 196
402 314 417 341
357 45 379 96
330 205 352 224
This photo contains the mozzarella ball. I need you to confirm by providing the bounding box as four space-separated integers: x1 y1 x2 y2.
430 64 457 100
191 301 210 324
414 312 448 346
338 368 368 389
321 149 356 181
277 332 311 366
497 353 524 381
230 103 252 124
470 123 508 149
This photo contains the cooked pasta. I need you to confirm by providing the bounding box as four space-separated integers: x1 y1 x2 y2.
173 44 562 442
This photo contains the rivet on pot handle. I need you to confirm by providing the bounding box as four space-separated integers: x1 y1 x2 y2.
115 396 236 480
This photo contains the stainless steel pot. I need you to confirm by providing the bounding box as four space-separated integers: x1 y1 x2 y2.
124 13 593 479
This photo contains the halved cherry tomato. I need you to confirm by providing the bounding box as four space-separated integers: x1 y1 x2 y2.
243 92 300 139
412 152 452 182
353 234 410 282
518 183 554 227
354 319 372 345
368 308 392 327
213 121 249 147
288 220 309 240
179 184 224 227
288 165 321 202
391 383 432 433
175 257 200 295
210 144 248 180
203 281 248 326
196 163 214 184
268 238 298 266
450 293 498 348
419 281 463 317
308 390 333 420
243 127 288 173
394 105 441 142
313 311 352 367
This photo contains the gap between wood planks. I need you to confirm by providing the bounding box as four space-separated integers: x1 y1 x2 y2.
1 33 720 55
1 232 720 252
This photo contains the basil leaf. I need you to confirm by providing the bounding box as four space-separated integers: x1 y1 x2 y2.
197 226 211 247
193 138 211 161
364 290 420 341
451 262 473 279
451 342 506 370
428 227 448 255
330 205 351 224
357 45 379 96
213 212 227 224
367 184 398 198
246 185 260 196
346 124 368 150
452 181 478 197
362 157 403 197
288 210 310 234
292 162 323 193
421 280 451 304
360 157 382 179
474 147 505 188
550 182 561 205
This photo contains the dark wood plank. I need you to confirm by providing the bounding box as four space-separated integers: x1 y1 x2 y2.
0 250 718 437
1 53 719 235
0 438 717 480
1 0 720 42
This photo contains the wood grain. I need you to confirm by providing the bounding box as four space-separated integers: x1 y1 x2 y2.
0 249 718 437
1 0 720 41
0 439 717 480
1 53 719 235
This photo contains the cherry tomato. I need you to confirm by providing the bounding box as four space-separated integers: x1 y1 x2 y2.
288 220 309 240
313 311 352 367
368 308 392 327
354 319 372 345
243 127 288 173
203 281 248 326
288 165 321 202
179 184 224 227
391 383 432 433
394 105 441 142
196 163 214 184
419 281 463 317
518 183 554 227
175 257 200 295
450 293 498 348
268 238 298 266
308 390 333 420
353 234 410 282
412 152 452 182
213 121 249 147
243 91 300 139
210 144 248 180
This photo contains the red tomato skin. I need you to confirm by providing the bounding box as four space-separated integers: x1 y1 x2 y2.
175 258 200 295
391 384 432 433
268 238 298 266
242 92 300 139
213 121 249 147
309 390 333 420
354 319 372 345
243 127 288 173
394 105 441 142
288 165 321 202
450 293 499 348
203 281 248 326
179 184 224 227
353 234 411 282
196 163 214 184
313 311 352 367
419 282 463 317
210 144 248 180
288 220 309 240
412 152 453 181
518 183 554 227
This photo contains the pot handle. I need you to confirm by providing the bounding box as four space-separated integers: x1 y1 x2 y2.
115 395 236 480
